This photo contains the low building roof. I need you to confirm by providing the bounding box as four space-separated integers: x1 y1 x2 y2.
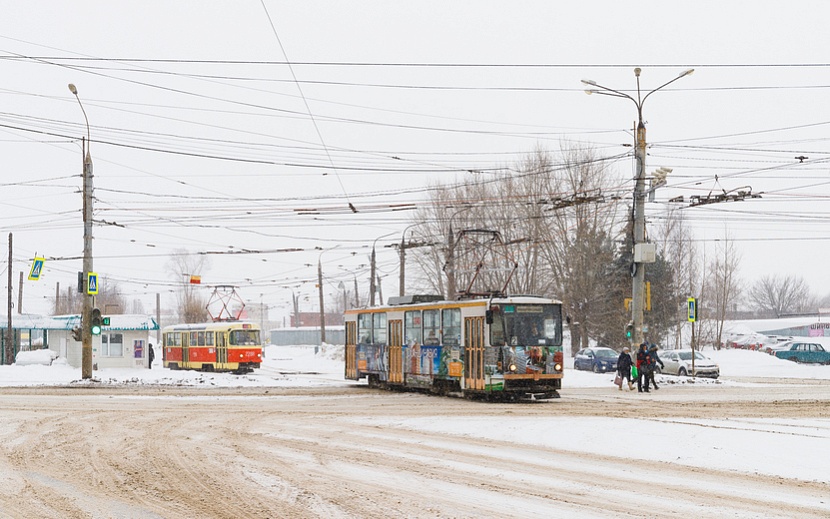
0 314 159 331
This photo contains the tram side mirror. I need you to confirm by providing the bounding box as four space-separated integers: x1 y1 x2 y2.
485 310 493 324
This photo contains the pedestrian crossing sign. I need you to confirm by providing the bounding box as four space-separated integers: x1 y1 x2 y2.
87 272 99 295
28 257 45 281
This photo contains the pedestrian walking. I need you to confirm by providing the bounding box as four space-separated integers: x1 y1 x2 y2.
148 343 155 369
616 346 634 391
647 344 664 390
636 342 650 393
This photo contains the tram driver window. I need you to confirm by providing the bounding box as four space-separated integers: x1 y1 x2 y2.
489 307 505 346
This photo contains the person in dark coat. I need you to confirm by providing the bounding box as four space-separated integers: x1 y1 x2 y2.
616 346 634 391
646 344 664 390
636 342 650 393
148 343 155 369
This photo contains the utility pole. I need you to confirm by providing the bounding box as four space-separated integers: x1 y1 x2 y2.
6 233 12 364
445 223 456 300
17 272 23 314
317 257 326 343
69 84 95 379
582 68 693 346
369 246 376 306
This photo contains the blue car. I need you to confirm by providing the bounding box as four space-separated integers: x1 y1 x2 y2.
773 342 830 364
574 347 619 373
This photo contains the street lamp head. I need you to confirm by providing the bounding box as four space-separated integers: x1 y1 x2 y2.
634 67 641 77
680 68 695 77
583 89 596 95
68 83 77 95
580 79 596 86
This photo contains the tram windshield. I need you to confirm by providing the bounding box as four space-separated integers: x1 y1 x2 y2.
490 303 562 347
229 329 261 346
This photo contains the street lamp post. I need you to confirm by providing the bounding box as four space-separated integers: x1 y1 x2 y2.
69 83 95 379
582 68 693 346
369 232 396 306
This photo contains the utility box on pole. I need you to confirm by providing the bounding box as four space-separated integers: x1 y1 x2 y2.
634 243 656 263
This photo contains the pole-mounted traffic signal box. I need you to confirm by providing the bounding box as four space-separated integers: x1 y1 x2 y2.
91 307 103 336
625 321 634 341
71 326 82 342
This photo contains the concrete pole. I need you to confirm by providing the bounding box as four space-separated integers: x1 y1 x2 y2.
81 142 94 379
318 258 326 343
399 235 406 297
369 246 376 306
6 233 12 364
17 271 23 314
632 117 647 346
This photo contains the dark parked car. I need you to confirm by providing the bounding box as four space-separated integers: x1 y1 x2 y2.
574 347 619 373
773 342 830 364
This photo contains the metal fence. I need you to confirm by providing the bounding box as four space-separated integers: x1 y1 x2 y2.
269 327 345 346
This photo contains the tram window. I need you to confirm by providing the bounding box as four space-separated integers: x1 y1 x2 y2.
205 332 214 346
489 307 505 346
358 313 373 344
230 329 260 345
190 332 198 347
423 309 440 345
442 308 461 346
373 313 387 346
405 311 422 345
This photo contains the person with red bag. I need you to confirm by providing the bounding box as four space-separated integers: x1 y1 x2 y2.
636 342 651 393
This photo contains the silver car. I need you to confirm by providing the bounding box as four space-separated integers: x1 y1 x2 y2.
657 349 719 378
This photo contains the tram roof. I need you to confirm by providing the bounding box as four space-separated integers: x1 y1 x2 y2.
162 320 260 331
344 295 561 315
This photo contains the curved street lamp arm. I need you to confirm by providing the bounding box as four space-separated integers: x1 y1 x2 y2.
641 69 695 106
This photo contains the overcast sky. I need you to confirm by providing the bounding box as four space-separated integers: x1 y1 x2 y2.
3 1 830 323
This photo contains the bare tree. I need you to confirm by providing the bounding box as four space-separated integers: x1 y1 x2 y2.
408 145 627 352
652 206 699 348
703 234 742 349
748 274 815 318
166 249 210 323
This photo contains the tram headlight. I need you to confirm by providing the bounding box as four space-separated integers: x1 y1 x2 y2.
554 363 563 371
508 363 518 372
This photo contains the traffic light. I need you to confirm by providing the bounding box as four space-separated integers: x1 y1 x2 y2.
625 321 634 341
91 307 103 336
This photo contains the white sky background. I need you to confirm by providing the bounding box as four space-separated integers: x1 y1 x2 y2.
3 2 830 322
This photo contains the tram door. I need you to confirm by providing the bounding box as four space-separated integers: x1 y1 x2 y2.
345 321 357 379
388 319 403 384
464 316 485 390
182 333 190 367
216 332 228 367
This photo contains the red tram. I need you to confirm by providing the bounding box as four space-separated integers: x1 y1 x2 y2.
162 321 262 374
345 295 564 400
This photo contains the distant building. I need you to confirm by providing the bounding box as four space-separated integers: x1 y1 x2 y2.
0 313 159 368
290 312 344 327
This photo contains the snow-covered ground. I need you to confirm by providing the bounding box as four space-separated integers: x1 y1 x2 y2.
4 346 830 491
2 343 345 388
4 344 829 388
